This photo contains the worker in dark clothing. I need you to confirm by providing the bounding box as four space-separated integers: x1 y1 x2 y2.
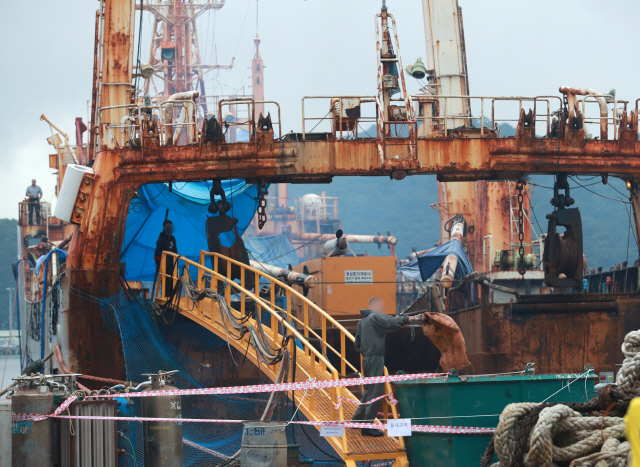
154 220 178 297
353 296 424 437
25 179 43 226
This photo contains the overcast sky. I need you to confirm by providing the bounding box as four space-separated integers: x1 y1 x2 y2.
1 0 639 219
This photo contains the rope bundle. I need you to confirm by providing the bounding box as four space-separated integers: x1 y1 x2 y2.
482 330 640 467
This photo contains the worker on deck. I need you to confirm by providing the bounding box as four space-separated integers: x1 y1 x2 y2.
353 297 424 437
35 236 51 257
154 220 178 297
25 179 43 226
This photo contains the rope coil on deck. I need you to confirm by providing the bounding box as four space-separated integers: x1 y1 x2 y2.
483 330 640 467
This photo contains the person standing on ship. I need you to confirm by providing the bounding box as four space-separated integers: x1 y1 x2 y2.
154 220 178 297
352 296 424 437
25 179 43 226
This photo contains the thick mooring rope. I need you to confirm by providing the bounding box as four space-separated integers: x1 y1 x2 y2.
617 330 640 390
483 330 640 467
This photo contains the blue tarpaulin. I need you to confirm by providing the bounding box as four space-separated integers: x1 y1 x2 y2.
244 234 302 270
121 180 260 282
398 239 473 282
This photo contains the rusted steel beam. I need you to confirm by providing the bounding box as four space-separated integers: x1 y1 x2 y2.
65 0 134 381
511 301 618 314
106 137 640 185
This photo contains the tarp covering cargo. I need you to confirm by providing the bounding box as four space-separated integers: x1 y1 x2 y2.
121 181 259 282
398 239 473 282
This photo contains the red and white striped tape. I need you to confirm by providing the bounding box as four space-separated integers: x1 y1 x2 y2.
13 394 78 422
334 393 397 410
87 371 447 399
12 411 494 435
12 371 494 435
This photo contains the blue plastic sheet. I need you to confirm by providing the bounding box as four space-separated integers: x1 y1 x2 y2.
398 239 473 282
244 234 302 269
35 249 67 275
121 181 260 282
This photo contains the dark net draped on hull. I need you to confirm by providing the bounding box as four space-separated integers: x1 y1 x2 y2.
99 290 345 466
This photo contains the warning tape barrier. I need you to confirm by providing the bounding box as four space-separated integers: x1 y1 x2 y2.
85 371 448 399
334 392 397 410
12 410 494 435
12 371 495 435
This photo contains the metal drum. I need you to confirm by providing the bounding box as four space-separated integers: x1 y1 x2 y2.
142 370 183 467
11 382 58 467
240 421 289 467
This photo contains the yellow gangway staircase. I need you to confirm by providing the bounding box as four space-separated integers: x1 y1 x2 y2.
155 251 409 467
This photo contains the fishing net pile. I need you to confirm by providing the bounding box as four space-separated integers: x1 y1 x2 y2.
100 288 348 467
482 330 640 467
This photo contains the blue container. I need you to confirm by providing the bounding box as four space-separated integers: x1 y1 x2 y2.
394 370 596 467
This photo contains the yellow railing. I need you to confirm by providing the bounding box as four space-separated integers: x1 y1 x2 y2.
156 250 404 455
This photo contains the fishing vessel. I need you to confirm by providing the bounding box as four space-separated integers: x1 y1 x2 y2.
5 0 640 466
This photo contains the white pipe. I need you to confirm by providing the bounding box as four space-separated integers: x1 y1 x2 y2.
559 86 608 139
440 221 465 288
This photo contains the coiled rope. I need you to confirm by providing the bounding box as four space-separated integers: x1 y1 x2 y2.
482 330 640 467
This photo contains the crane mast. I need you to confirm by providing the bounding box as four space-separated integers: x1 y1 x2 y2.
419 0 535 277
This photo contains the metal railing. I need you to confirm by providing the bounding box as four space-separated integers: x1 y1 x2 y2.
18 201 51 228
160 100 198 146
411 94 562 137
156 250 404 456
301 96 379 140
578 95 627 140
98 100 199 148
219 98 282 142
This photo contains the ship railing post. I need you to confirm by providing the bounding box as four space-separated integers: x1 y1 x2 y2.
256 302 262 329
183 263 190 311
340 332 346 376
225 258 231 304
240 267 246 317
330 369 338 422
172 255 178 300
309 354 315 413
161 254 167 299
197 252 204 316
303 302 309 357
213 254 219 292
302 98 306 140
270 276 278 341
321 315 327 372
335 368 347 453
481 98 484 137
255 270 260 303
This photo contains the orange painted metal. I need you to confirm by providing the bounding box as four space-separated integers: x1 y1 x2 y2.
64 0 134 381
292 256 397 323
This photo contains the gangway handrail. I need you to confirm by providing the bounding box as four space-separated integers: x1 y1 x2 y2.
156 250 406 457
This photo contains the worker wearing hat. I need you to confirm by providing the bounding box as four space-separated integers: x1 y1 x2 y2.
154 219 178 297
353 296 424 437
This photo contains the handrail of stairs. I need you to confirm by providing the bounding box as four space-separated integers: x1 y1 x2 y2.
155 250 405 456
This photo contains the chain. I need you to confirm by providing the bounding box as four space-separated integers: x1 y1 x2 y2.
257 182 268 230
516 180 526 276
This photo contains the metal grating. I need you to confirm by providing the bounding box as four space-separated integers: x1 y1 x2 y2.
63 400 118 467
